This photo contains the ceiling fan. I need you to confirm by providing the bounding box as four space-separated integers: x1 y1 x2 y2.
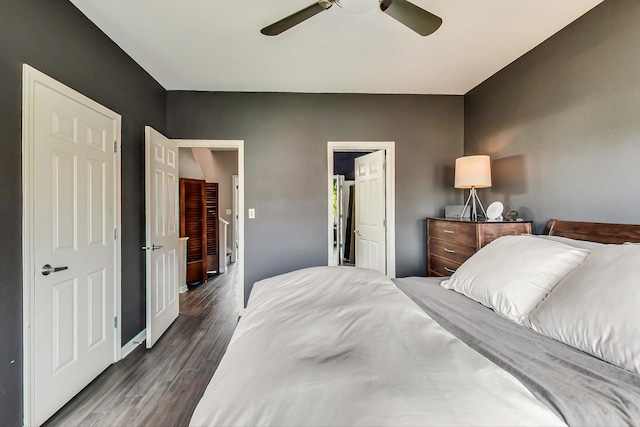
261 0 442 37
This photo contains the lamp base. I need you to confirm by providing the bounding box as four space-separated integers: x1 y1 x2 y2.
460 187 487 221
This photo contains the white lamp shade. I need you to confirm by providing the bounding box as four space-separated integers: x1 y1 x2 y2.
455 155 492 189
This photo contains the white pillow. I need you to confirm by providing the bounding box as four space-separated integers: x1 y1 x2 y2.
529 234 605 251
441 235 590 324
528 244 640 374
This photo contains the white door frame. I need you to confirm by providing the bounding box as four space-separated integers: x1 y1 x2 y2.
21 64 122 426
327 141 396 278
174 140 245 313
232 174 239 263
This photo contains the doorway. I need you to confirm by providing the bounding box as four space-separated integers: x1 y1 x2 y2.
327 141 396 277
174 140 245 314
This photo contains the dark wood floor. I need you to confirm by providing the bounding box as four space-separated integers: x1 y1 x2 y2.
45 263 239 427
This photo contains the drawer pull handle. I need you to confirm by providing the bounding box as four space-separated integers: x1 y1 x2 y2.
444 267 457 274
443 229 455 234
444 248 456 254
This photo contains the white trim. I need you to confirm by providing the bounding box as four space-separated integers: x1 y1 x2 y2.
231 174 239 263
114 111 123 364
327 141 396 278
174 139 245 315
120 329 147 359
21 64 122 427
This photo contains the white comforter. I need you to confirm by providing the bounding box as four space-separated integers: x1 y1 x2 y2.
190 267 565 426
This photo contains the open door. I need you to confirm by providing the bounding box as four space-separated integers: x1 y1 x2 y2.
332 174 345 266
354 150 386 274
145 126 180 348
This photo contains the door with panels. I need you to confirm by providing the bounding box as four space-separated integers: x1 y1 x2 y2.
354 150 387 274
27 66 120 426
145 127 180 348
206 182 220 273
180 178 207 282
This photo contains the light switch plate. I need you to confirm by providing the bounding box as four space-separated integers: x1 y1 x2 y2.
226 209 232 215
248 208 255 219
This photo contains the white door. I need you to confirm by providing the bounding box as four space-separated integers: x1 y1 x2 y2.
145 127 180 348
354 150 386 274
29 71 119 425
332 175 345 266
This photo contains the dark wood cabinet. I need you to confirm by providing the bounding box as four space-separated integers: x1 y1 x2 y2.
205 183 219 274
427 217 532 277
180 179 220 283
181 179 207 283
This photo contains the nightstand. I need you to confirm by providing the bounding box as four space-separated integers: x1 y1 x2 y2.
427 217 533 277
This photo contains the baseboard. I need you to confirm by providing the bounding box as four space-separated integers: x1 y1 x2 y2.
179 283 188 294
121 329 146 359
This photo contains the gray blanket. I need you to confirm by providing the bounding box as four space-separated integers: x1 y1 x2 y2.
394 277 640 427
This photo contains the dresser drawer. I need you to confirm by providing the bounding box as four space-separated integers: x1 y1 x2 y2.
428 220 476 246
477 222 533 247
429 238 475 265
429 255 461 277
426 218 533 278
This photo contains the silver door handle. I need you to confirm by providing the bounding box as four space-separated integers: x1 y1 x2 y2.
41 264 68 276
354 229 361 236
142 244 164 251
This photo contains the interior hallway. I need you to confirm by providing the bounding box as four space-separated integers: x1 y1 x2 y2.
44 263 240 426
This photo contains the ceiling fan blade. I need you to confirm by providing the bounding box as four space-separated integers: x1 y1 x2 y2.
379 0 442 36
261 1 333 36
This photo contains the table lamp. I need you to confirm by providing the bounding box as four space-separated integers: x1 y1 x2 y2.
455 155 492 221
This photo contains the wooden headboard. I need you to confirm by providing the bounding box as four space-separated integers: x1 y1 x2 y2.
544 219 640 244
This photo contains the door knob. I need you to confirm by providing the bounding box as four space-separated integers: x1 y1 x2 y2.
141 244 164 251
41 264 68 276
354 229 361 236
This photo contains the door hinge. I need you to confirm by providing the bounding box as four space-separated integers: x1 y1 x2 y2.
113 141 118 153
114 316 118 328
383 219 387 227
114 229 118 240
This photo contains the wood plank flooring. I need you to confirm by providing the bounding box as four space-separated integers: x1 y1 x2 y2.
44 263 239 427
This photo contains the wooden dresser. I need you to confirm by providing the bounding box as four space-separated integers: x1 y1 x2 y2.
427 217 533 277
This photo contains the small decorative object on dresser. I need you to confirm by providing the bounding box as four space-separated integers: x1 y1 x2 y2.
485 201 504 221
427 217 533 277
504 210 519 221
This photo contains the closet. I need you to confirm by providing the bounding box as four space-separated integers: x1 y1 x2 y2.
205 183 219 273
180 178 219 283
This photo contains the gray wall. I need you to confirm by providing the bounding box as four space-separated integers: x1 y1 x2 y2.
179 148 205 180
210 150 239 228
167 92 464 303
465 0 640 232
0 1 166 422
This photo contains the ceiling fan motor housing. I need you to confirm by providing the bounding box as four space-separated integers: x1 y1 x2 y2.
261 0 442 37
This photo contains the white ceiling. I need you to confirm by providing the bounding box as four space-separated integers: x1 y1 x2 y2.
69 0 603 95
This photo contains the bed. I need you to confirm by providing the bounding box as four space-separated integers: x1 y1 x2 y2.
190 220 640 426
